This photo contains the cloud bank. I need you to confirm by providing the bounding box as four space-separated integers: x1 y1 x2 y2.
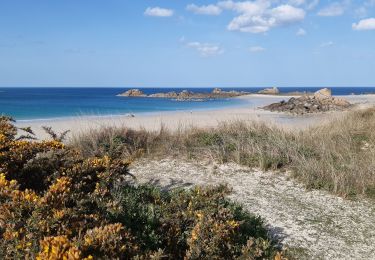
219 1 306 33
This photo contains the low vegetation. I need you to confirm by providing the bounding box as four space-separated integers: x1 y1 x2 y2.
0 116 282 259
73 108 375 198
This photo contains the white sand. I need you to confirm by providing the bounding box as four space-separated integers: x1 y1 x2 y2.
131 158 375 259
15 94 375 140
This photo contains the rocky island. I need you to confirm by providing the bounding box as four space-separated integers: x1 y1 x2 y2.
117 89 147 97
263 88 352 114
117 88 250 101
257 87 280 95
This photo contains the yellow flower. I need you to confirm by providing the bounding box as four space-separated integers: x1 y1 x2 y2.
36 236 81 260
23 189 40 202
0 173 8 187
196 212 204 220
49 177 71 194
227 220 240 228
0 133 6 142
53 209 66 219
191 229 198 242
84 237 93 246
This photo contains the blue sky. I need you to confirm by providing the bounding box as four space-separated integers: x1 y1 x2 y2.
0 0 374 87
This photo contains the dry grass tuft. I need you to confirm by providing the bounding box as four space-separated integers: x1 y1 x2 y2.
293 108 375 198
72 108 375 198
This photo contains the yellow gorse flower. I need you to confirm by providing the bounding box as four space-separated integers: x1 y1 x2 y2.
227 220 240 228
36 236 81 260
88 155 110 168
0 173 9 187
49 177 71 194
0 133 6 143
12 189 40 203
52 209 66 219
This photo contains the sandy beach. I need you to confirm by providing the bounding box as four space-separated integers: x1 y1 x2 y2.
15 94 375 140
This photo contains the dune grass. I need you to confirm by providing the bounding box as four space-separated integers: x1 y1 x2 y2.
72 108 375 199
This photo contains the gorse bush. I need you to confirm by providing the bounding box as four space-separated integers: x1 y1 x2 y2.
0 116 282 259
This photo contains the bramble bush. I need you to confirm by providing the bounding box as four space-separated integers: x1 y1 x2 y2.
0 116 283 259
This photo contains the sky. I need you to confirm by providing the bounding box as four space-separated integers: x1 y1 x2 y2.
0 0 375 87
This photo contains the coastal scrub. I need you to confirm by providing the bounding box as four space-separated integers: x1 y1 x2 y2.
0 116 282 259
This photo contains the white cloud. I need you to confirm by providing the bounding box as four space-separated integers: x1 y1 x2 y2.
186 4 222 15
296 28 306 35
144 7 174 17
317 2 347 17
270 5 306 24
227 15 272 33
320 41 334 47
220 2 305 34
218 0 270 15
352 18 375 31
187 42 224 57
249 46 266 52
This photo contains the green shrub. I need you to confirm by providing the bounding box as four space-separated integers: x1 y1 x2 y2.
0 116 282 259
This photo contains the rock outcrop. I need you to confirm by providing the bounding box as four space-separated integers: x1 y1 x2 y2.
263 88 351 114
212 88 222 94
149 91 178 98
118 88 250 100
117 89 147 97
258 87 280 95
314 88 332 100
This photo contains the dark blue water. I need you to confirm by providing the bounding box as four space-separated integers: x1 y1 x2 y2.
1 87 374 121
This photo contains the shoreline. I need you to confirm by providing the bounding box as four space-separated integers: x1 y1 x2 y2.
12 93 375 122
15 94 375 140
14 94 280 122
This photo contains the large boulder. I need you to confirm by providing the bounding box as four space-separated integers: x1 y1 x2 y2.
117 89 146 97
258 87 280 95
178 90 193 99
332 98 351 107
314 88 332 100
212 88 222 94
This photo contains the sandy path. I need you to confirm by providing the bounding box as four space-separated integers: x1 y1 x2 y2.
130 159 375 260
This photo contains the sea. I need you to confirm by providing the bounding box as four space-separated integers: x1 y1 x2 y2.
1 87 375 121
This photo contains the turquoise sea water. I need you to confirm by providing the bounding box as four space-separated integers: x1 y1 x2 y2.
1 87 375 121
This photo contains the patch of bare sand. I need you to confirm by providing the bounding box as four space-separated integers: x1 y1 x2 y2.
130 158 375 260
